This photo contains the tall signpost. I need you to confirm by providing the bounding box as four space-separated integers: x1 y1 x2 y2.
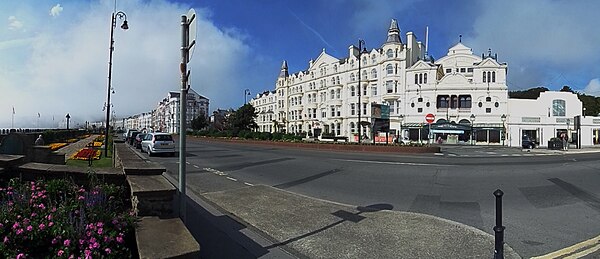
179 9 196 222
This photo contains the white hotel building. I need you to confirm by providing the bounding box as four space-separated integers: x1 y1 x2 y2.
251 19 600 147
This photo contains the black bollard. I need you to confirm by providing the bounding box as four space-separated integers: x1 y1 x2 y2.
493 189 505 259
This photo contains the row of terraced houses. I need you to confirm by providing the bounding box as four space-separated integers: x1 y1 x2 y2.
250 19 600 147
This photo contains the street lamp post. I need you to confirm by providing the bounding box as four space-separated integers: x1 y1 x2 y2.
357 39 366 144
501 114 506 146
399 114 404 143
470 114 476 145
66 113 71 130
244 89 251 104
104 10 128 157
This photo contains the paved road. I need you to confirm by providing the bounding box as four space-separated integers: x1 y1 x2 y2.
142 139 600 258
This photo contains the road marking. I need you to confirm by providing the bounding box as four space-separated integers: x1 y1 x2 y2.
333 159 455 167
226 177 238 182
193 165 199 168
531 234 600 259
203 167 227 176
244 182 254 186
186 162 190 164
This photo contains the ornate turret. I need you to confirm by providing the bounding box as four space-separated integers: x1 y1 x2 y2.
385 19 402 44
278 60 288 78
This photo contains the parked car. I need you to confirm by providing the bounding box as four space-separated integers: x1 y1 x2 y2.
124 129 138 142
134 133 147 149
141 133 175 156
522 136 536 149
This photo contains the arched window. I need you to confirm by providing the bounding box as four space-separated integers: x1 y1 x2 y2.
350 86 356 96
362 57 367 66
486 96 492 102
333 65 338 72
414 74 418 84
483 72 487 83
419 74 423 84
350 73 356 82
386 49 394 58
424 73 428 84
371 69 377 78
336 76 340 84
487 72 491 83
492 71 496 82
330 90 335 99
362 70 367 80
371 55 376 64
386 64 393 75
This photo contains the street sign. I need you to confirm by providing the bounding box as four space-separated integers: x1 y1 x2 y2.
425 113 435 123
371 103 390 119
186 8 197 62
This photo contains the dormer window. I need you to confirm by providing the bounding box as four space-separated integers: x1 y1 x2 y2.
386 49 394 58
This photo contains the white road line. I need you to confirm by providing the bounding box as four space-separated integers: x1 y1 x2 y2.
193 165 199 168
226 177 238 182
244 182 254 186
333 159 455 167
186 162 190 164
203 167 227 176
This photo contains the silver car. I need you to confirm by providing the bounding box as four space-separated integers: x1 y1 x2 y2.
141 133 175 156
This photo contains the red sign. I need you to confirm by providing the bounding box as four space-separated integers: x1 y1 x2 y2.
425 113 435 123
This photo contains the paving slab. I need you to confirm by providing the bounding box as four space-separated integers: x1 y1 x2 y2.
0 154 25 168
136 216 200 259
203 185 521 259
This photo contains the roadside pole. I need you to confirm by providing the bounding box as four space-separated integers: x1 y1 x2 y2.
179 10 196 223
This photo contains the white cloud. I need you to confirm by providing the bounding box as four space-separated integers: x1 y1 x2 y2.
0 0 262 128
49 4 63 17
583 78 600 96
8 16 23 31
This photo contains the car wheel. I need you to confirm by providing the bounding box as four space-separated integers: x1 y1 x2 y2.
147 148 152 156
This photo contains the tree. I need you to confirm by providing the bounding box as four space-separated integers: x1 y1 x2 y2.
508 87 549 99
191 111 208 130
229 104 258 132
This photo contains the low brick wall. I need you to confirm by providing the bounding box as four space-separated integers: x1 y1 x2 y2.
194 137 441 153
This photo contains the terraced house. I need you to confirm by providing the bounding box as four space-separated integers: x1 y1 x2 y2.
252 19 510 144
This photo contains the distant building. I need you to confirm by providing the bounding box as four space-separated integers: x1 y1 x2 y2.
124 88 209 134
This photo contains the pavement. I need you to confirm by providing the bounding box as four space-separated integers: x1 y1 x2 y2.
438 144 600 158
197 184 521 259
55 134 99 159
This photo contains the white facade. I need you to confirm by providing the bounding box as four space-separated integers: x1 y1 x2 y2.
251 19 510 144
124 88 209 134
507 91 600 147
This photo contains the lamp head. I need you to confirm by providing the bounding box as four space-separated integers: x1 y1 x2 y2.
121 20 129 30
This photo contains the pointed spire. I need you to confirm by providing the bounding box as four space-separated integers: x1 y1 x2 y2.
385 19 402 44
278 60 288 78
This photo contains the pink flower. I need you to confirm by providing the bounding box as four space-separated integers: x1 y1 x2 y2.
79 239 85 245
3 236 9 244
16 253 25 259
96 222 104 228
64 239 71 246
38 203 46 209
97 228 103 235
7 201 13 206
30 213 37 218
78 196 85 201
51 207 57 212
57 250 64 256
78 188 85 193
111 219 118 225
92 242 99 249
16 228 23 235
26 225 33 232
84 249 91 257
48 222 54 227
116 236 124 243
104 248 111 254
0 223 3 228
12 222 19 229
52 238 58 245
47 214 53 220
39 223 46 230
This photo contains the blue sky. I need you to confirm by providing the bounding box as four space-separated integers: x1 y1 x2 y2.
2 0 600 128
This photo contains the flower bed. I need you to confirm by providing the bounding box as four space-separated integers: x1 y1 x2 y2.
48 143 67 151
91 142 103 148
71 148 101 161
0 177 136 258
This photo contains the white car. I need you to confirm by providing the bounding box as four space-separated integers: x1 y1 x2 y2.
141 133 175 156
